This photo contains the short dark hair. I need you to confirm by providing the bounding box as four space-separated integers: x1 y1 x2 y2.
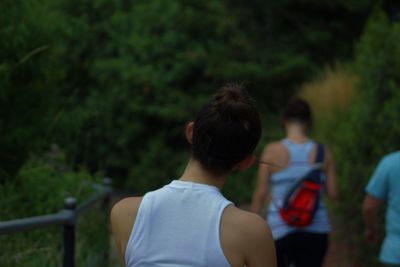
192 84 262 175
283 98 313 129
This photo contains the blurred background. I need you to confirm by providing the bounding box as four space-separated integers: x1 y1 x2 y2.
1 0 400 266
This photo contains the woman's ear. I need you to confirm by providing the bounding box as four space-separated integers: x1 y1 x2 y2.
236 154 256 170
185 121 194 144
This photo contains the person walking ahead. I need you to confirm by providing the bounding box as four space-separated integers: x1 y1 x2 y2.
111 84 276 267
363 151 400 266
251 98 337 267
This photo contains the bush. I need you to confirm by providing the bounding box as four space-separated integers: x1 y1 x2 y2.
335 9 400 266
0 0 65 179
0 151 110 267
301 8 400 266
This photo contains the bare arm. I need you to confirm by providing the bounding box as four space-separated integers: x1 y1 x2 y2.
251 163 270 215
111 202 128 267
362 194 384 243
251 146 271 215
110 197 142 267
324 147 338 200
244 215 277 267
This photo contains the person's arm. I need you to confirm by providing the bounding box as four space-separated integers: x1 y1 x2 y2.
363 156 389 243
111 201 128 267
362 195 384 243
324 147 338 200
251 145 272 215
110 197 142 267
243 214 277 267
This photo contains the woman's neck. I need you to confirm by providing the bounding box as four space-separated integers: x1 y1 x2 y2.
286 123 309 143
179 158 226 189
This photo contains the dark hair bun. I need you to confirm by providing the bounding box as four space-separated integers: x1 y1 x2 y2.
213 84 252 117
283 98 313 128
191 83 261 175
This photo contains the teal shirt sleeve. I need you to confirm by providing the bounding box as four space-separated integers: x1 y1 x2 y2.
366 157 390 200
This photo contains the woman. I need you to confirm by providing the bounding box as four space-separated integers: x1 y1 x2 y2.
111 84 276 267
251 98 337 267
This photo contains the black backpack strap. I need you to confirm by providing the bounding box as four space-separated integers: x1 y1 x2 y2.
315 143 325 164
306 143 325 183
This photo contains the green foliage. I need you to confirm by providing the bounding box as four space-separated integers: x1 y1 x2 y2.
0 0 372 195
313 8 400 266
0 0 64 178
228 0 372 65
53 0 304 192
0 0 382 264
48 0 372 197
0 153 109 266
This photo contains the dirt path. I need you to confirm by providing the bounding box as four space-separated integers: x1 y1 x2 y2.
323 223 354 267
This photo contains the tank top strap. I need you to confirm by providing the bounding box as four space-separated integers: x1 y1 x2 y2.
282 138 315 164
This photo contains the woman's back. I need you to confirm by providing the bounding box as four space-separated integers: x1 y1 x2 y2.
112 85 277 267
125 180 231 267
269 139 316 194
112 180 276 267
266 139 331 240
251 98 337 267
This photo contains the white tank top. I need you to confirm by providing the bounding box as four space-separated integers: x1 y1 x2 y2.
125 180 232 267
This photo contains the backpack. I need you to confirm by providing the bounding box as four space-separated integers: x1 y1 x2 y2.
279 143 325 227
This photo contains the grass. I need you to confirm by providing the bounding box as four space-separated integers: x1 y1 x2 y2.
299 64 357 121
299 64 358 145
0 152 111 267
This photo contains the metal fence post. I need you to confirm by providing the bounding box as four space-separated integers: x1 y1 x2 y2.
102 177 112 262
63 197 77 267
102 177 112 212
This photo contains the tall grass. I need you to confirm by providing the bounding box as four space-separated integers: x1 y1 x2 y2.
299 64 357 143
300 64 356 117
299 65 360 266
298 61 391 266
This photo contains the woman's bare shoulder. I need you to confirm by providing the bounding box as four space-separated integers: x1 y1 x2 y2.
265 140 284 149
110 196 144 263
111 197 142 224
221 205 275 265
110 197 143 239
222 205 272 239
110 197 143 227
261 141 287 167
262 141 285 155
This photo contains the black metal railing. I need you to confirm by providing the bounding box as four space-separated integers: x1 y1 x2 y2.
0 178 112 267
